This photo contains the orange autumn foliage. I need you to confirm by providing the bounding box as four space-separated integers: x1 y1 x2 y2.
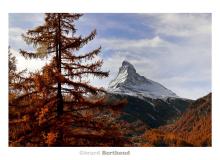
143 93 211 147
9 14 129 147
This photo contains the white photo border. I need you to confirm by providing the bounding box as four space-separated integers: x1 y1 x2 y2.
1 0 219 160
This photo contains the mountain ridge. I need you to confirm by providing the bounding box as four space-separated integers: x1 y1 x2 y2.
108 60 178 99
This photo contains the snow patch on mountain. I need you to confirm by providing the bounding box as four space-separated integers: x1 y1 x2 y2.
108 60 178 99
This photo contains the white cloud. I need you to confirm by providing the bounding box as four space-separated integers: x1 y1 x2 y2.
9 13 45 50
9 13 44 28
9 27 26 49
9 13 211 100
9 14 49 73
94 18 211 100
144 13 211 37
10 48 49 73
99 36 167 50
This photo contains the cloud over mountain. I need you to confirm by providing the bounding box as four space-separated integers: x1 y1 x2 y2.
9 13 211 99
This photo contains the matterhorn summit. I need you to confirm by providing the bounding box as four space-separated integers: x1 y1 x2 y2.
108 60 178 99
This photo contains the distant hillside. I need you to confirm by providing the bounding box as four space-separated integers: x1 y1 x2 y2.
107 93 192 128
143 93 211 147
170 93 212 146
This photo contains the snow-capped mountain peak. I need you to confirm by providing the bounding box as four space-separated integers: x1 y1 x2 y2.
121 60 136 72
108 60 178 99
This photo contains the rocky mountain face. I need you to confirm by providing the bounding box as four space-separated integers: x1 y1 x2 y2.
106 93 192 128
106 60 193 136
108 60 178 99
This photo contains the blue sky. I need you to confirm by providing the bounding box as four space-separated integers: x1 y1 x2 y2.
9 13 211 99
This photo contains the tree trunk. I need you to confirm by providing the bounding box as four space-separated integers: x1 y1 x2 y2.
56 14 63 117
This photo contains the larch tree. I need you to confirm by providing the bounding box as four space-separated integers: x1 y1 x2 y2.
9 13 128 146
20 13 108 117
